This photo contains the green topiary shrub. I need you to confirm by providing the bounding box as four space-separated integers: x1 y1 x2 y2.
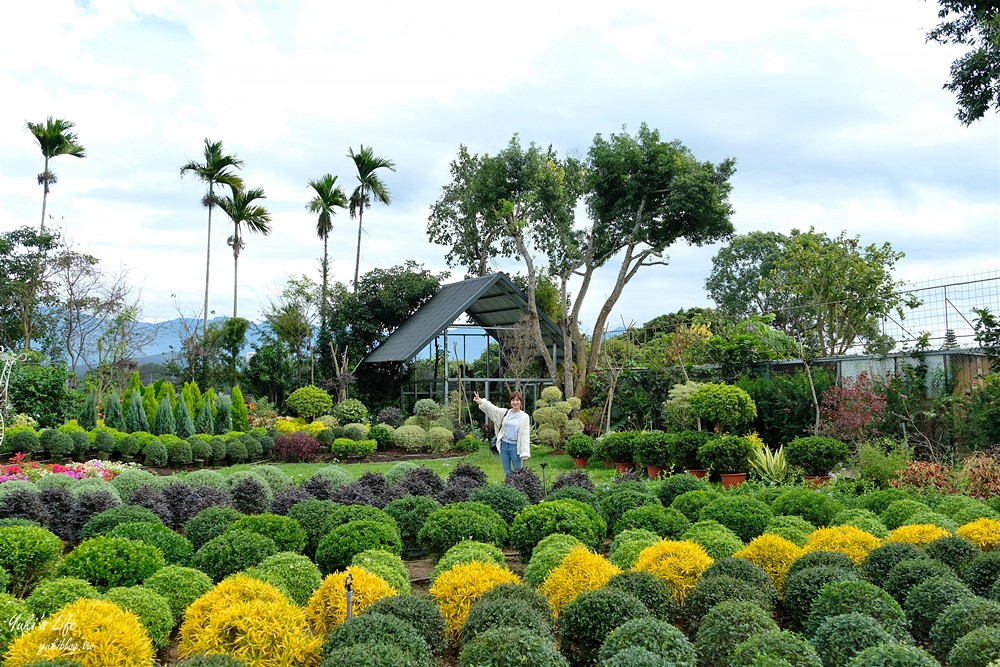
731 629 822 667
771 487 844 527
929 595 1000 661
780 565 861 633
862 542 928 584
285 385 332 421
478 583 552 620
787 550 859 579
458 627 567 667
522 533 584 588
598 487 659 535
351 549 410 595
880 499 932 531
0 525 63 596
383 495 441 553
683 574 775 634
700 495 773 543
7 429 41 455
784 436 850 476
884 558 953 604
510 499 606 558
565 433 595 460
431 540 507 583
470 483 530 525
810 612 893 667
418 503 507 557
183 506 244 551
24 577 102 618
462 598 551 646
367 423 394 448
694 599 779 667
333 398 369 425
599 431 639 464
331 437 377 459
903 575 973 645
142 438 168 467
805 579 908 640
657 473 710 506
224 513 306 554
79 504 164 540
320 611 433 666
764 514 816 547
947 624 1000 667
830 508 889 538
393 424 429 452
845 642 939 667
104 585 174 649
926 535 981 573
242 551 322 606
191 529 277 582
557 587 649 667
682 520 745 559
142 564 214 620
697 434 754 474
0 593 35 659
107 521 194 565
615 504 690 539
962 550 1000 596
364 594 446 658
603 570 675 623
57 535 165 591
689 383 757 432
597 615 696 666
315 520 402 575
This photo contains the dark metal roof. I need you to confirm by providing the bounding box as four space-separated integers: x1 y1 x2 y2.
362 272 564 364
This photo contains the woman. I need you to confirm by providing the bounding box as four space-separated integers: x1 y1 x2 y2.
473 390 530 476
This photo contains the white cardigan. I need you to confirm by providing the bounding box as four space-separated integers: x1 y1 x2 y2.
477 399 531 460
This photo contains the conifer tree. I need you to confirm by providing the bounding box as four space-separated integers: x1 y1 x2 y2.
142 384 158 429
122 371 143 414
216 394 233 433
125 388 149 433
182 382 202 424
174 395 196 438
231 385 250 432
103 390 125 431
153 397 176 436
196 393 215 435
156 381 177 406
78 392 98 430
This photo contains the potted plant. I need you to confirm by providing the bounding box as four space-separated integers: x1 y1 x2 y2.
689 383 757 433
697 435 754 487
600 431 637 474
634 430 673 479
565 434 595 468
673 430 713 477
785 436 850 484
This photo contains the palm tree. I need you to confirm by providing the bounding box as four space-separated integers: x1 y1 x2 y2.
306 173 348 352
26 116 86 232
217 184 271 320
179 139 244 337
347 145 396 288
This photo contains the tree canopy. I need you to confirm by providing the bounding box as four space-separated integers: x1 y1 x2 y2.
927 0 1000 125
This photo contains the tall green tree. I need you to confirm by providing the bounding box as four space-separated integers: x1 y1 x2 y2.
705 231 791 323
217 184 272 320
306 174 348 375
0 227 61 351
25 116 86 232
347 146 396 288
926 1 1000 125
264 276 318 384
179 139 245 337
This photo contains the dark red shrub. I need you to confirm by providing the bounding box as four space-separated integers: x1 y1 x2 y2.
819 372 887 442
892 461 959 494
272 432 321 462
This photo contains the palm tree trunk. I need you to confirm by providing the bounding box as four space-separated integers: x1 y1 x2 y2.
321 235 329 331
353 206 364 289
39 156 50 231
203 183 214 337
233 228 239 320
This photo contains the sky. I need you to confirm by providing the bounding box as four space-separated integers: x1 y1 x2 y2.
1 0 998 344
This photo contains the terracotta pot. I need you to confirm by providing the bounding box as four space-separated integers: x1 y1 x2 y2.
614 462 636 474
720 472 747 488
646 465 664 479
686 468 707 479
573 457 589 468
603 460 614 468
804 474 832 487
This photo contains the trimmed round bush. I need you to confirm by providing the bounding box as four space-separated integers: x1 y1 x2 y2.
0 593 35 661
657 473 710 506
224 513 306 554
855 488 912 515
608 528 661 569
469 484 530 524
700 496 773 543
79 504 164 540
845 643 939 667
104 585 174 649
962 550 1000 596
285 385 333 421
597 615 696 666
192 529 278 582
522 533 584 588
682 520 745 559
805 579 908 639
732 629 822 667
142 564 214 619
510 499 605 558
929 596 1000 661
781 565 861 633
881 499 932 531
771 488 843 527
787 550 859 578
365 594 446 658
57 535 165 591
462 598 551 645
764 514 816 547
286 499 341 556
683 574 775 634
431 540 506 583
24 577 102 618
904 575 974 644
458 626 567 667
320 642 429 667
393 424 428 452
0 525 63 596
830 508 889 538
925 535 981 573
332 398 368 425
605 570 676 622
183 506 244 551
320 611 432 666
862 542 928 584
615 504 690 538
243 551 323 606
811 612 893 667
704 556 774 590
694 599 780 667
784 436 849 476
947 624 1000 667
670 489 718 522
417 503 507 556
109 468 158 501
107 521 194 565
599 487 660 534
546 485 599 510
316 520 402 574
351 549 410 595
557 587 649 667
884 558 953 603
383 495 441 553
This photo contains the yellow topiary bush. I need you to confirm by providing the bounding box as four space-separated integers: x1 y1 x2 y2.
956 517 1000 551
178 597 320 667
273 417 325 435
6 598 154 667
539 546 620 616
885 523 950 547
429 560 521 641
180 575 289 635
733 533 804 591
305 566 396 635
802 525 882 564
633 539 713 603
